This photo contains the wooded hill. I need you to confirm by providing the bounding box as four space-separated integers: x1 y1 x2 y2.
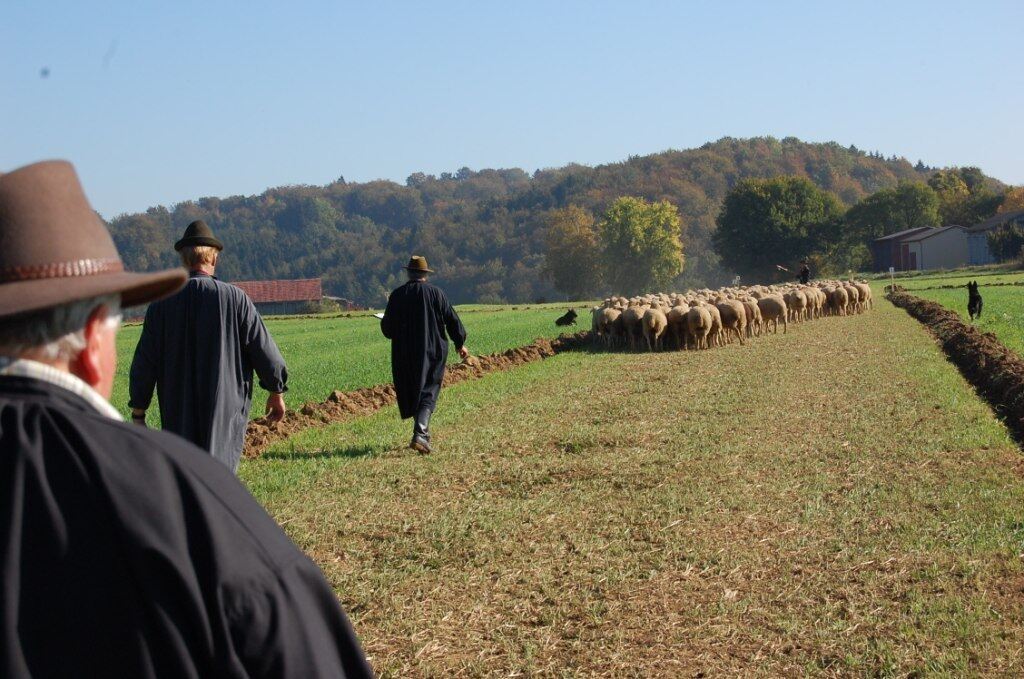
108 136 997 305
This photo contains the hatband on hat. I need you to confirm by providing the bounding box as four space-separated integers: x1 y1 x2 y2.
0 160 186 318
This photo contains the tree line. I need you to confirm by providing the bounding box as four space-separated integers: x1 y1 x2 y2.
547 167 1017 297
107 137 1007 305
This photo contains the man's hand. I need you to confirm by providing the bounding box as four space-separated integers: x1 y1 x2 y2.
458 346 470 361
131 408 147 427
266 392 286 423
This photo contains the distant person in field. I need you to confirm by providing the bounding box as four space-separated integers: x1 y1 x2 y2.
381 256 468 454
798 260 811 285
129 220 288 472
0 161 372 677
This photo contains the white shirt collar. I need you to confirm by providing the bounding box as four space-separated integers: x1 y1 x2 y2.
0 358 123 421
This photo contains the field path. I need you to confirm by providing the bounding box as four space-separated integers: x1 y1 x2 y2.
243 299 1024 676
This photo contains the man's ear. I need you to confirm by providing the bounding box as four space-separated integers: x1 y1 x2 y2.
75 305 111 388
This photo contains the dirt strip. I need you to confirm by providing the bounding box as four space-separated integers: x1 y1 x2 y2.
243 331 592 458
887 286 1024 446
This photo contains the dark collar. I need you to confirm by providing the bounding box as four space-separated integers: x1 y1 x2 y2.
189 271 217 280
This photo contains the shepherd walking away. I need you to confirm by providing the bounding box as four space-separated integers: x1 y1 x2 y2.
128 219 288 472
381 256 468 454
0 161 372 677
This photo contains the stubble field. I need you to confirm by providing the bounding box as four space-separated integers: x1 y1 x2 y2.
237 297 1024 676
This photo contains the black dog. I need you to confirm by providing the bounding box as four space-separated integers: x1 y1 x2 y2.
555 308 578 327
967 280 983 321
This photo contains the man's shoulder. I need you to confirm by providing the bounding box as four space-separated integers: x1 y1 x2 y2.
205 278 255 314
213 278 250 300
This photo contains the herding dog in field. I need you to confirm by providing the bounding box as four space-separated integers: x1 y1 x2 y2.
967 280 983 321
555 308 578 326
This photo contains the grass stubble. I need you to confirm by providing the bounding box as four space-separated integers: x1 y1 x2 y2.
241 299 1024 676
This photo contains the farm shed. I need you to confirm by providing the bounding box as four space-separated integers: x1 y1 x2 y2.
898 225 969 271
966 209 1024 265
233 278 323 316
870 226 969 272
869 226 934 272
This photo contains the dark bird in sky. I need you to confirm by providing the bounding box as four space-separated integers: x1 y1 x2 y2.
40 67 50 78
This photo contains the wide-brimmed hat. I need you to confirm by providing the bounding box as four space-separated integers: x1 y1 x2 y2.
174 219 223 251
403 255 434 273
0 160 186 318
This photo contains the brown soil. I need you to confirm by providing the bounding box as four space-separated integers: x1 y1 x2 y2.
243 331 591 458
888 286 1024 446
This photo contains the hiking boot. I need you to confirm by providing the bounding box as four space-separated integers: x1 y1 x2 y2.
410 436 432 455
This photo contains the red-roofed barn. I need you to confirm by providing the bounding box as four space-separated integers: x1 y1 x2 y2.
233 278 323 316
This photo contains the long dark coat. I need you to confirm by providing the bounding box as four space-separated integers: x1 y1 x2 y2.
380 280 467 418
129 272 287 471
0 376 372 678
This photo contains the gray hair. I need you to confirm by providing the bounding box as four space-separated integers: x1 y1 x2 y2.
407 270 429 281
0 294 122 361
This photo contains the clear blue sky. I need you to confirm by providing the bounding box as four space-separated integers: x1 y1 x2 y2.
3 1 1021 218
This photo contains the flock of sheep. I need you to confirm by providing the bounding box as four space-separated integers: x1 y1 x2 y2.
591 280 874 351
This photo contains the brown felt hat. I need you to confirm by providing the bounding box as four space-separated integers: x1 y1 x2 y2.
174 219 224 251
0 160 187 318
403 255 434 273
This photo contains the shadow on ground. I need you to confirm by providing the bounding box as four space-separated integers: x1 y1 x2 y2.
262 444 379 461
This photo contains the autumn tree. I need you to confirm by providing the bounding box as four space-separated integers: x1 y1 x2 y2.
543 205 602 300
844 181 940 240
929 168 1001 226
998 186 1024 214
713 176 845 280
599 197 684 295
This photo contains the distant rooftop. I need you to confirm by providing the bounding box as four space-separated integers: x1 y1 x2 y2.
233 278 322 304
899 225 965 242
872 226 935 242
967 209 1024 233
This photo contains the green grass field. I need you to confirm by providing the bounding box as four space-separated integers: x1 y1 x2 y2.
892 271 1024 292
915 285 1024 356
865 262 1023 285
241 299 1024 676
865 265 1024 296
111 302 590 424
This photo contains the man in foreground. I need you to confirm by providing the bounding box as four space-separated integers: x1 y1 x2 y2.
129 219 288 472
0 161 372 677
381 256 468 453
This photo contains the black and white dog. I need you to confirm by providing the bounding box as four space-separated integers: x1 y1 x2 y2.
967 280 983 321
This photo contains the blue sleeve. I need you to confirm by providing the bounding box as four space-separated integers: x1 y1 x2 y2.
239 294 288 393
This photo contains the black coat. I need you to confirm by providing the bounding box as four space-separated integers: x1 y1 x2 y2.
129 272 287 471
0 376 372 678
380 280 467 418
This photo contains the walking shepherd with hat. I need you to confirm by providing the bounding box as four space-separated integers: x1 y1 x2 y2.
128 218 289 472
0 160 371 676
381 255 468 453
